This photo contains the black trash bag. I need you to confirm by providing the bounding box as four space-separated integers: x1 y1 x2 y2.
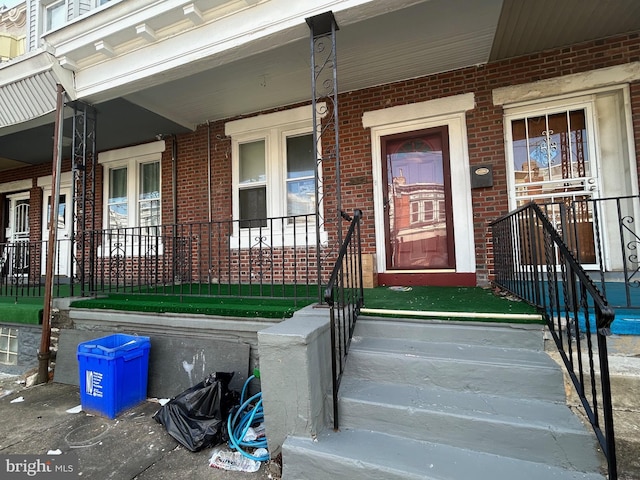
153 372 239 452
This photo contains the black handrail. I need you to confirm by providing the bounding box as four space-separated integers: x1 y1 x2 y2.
491 202 617 480
324 209 364 431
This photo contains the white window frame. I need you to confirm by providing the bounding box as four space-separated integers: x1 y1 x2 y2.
42 0 66 33
0 327 18 365
225 104 327 247
98 141 165 256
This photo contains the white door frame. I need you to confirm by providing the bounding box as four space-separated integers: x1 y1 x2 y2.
39 173 74 278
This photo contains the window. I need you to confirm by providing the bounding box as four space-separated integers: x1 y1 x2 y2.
99 142 165 232
509 107 593 206
226 104 325 241
105 161 160 230
238 140 267 227
286 134 316 217
505 99 599 264
45 0 66 31
0 327 18 365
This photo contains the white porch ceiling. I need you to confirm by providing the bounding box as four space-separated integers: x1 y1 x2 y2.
124 0 503 127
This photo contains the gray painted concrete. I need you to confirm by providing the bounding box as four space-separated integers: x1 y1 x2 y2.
281 318 606 480
54 329 251 398
284 429 605 480
258 305 332 457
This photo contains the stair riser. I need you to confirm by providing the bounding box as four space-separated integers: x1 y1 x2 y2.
355 320 544 350
282 444 428 480
345 350 566 402
339 398 602 470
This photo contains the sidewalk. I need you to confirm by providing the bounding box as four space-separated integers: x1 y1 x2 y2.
0 375 281 480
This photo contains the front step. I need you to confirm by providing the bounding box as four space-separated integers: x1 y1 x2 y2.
283 429 605 480
281 319 606 480
346 335 566 402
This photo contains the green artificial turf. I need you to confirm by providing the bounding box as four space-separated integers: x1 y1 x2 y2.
0 298 43 325
362 286 542 324
70 294 315 319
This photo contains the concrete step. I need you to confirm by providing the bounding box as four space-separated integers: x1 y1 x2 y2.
339 377 602 470
346 336 566 402
282 429 605 480
355 317 545 350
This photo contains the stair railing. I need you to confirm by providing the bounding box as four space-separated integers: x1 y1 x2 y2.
324 209 364 431
491 202 617 480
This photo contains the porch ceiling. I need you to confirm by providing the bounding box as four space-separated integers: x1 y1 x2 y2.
1 0 639 172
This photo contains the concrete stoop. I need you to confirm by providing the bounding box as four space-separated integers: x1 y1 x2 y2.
281 319 607 480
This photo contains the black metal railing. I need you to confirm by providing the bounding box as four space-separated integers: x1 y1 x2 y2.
324 210 364 431
0 239 75 301
1 213 325 305
491 202 617 480
539 194 640 309
81 213 322 303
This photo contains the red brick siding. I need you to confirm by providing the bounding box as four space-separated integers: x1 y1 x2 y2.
2 32 639 286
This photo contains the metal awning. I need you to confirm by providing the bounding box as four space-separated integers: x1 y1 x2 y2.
0 50 75 130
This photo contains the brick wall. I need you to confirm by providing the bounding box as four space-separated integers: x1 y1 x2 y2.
2 32 639 287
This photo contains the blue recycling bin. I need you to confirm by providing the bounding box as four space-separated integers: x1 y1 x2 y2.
77 334 151 419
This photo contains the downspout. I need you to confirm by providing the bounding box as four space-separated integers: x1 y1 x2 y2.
172 135 177 226
38 84 65 385
207 122 212 223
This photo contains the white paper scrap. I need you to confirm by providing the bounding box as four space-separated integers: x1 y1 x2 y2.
10 396 24 403
66 405 82 414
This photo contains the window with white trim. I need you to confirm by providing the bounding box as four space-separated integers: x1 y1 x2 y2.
0 327 18 365
104 159 161 231
98 143 165 257
44 0 66 31
225 104 325 243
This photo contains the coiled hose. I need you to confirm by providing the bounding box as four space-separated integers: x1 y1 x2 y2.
227 369 269 462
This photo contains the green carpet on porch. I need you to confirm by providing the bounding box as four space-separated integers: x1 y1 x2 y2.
362 286 542 324
0 297 43 325
70 293 316 319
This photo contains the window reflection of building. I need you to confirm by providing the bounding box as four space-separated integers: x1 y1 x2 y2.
389 180 448 268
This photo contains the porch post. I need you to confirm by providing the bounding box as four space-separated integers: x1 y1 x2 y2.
307 11 340 301
37 84 66 384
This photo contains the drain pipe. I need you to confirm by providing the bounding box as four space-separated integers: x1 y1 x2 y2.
172 135 177 226
207 121 212 223
38 84 65 385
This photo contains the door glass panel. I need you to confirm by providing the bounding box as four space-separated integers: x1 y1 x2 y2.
511 108 596 263
384 129 453 269
46 195 66 230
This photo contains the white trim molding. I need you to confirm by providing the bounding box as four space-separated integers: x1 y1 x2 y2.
98 139 165 164
492 62 640 107
362 93 476 275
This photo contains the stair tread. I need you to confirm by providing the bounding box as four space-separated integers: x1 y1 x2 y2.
339 377 590 433
283 429 605 480
350 335 558 369
355 318 545 350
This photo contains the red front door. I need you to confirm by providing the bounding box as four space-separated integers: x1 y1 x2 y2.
382 126 455 270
